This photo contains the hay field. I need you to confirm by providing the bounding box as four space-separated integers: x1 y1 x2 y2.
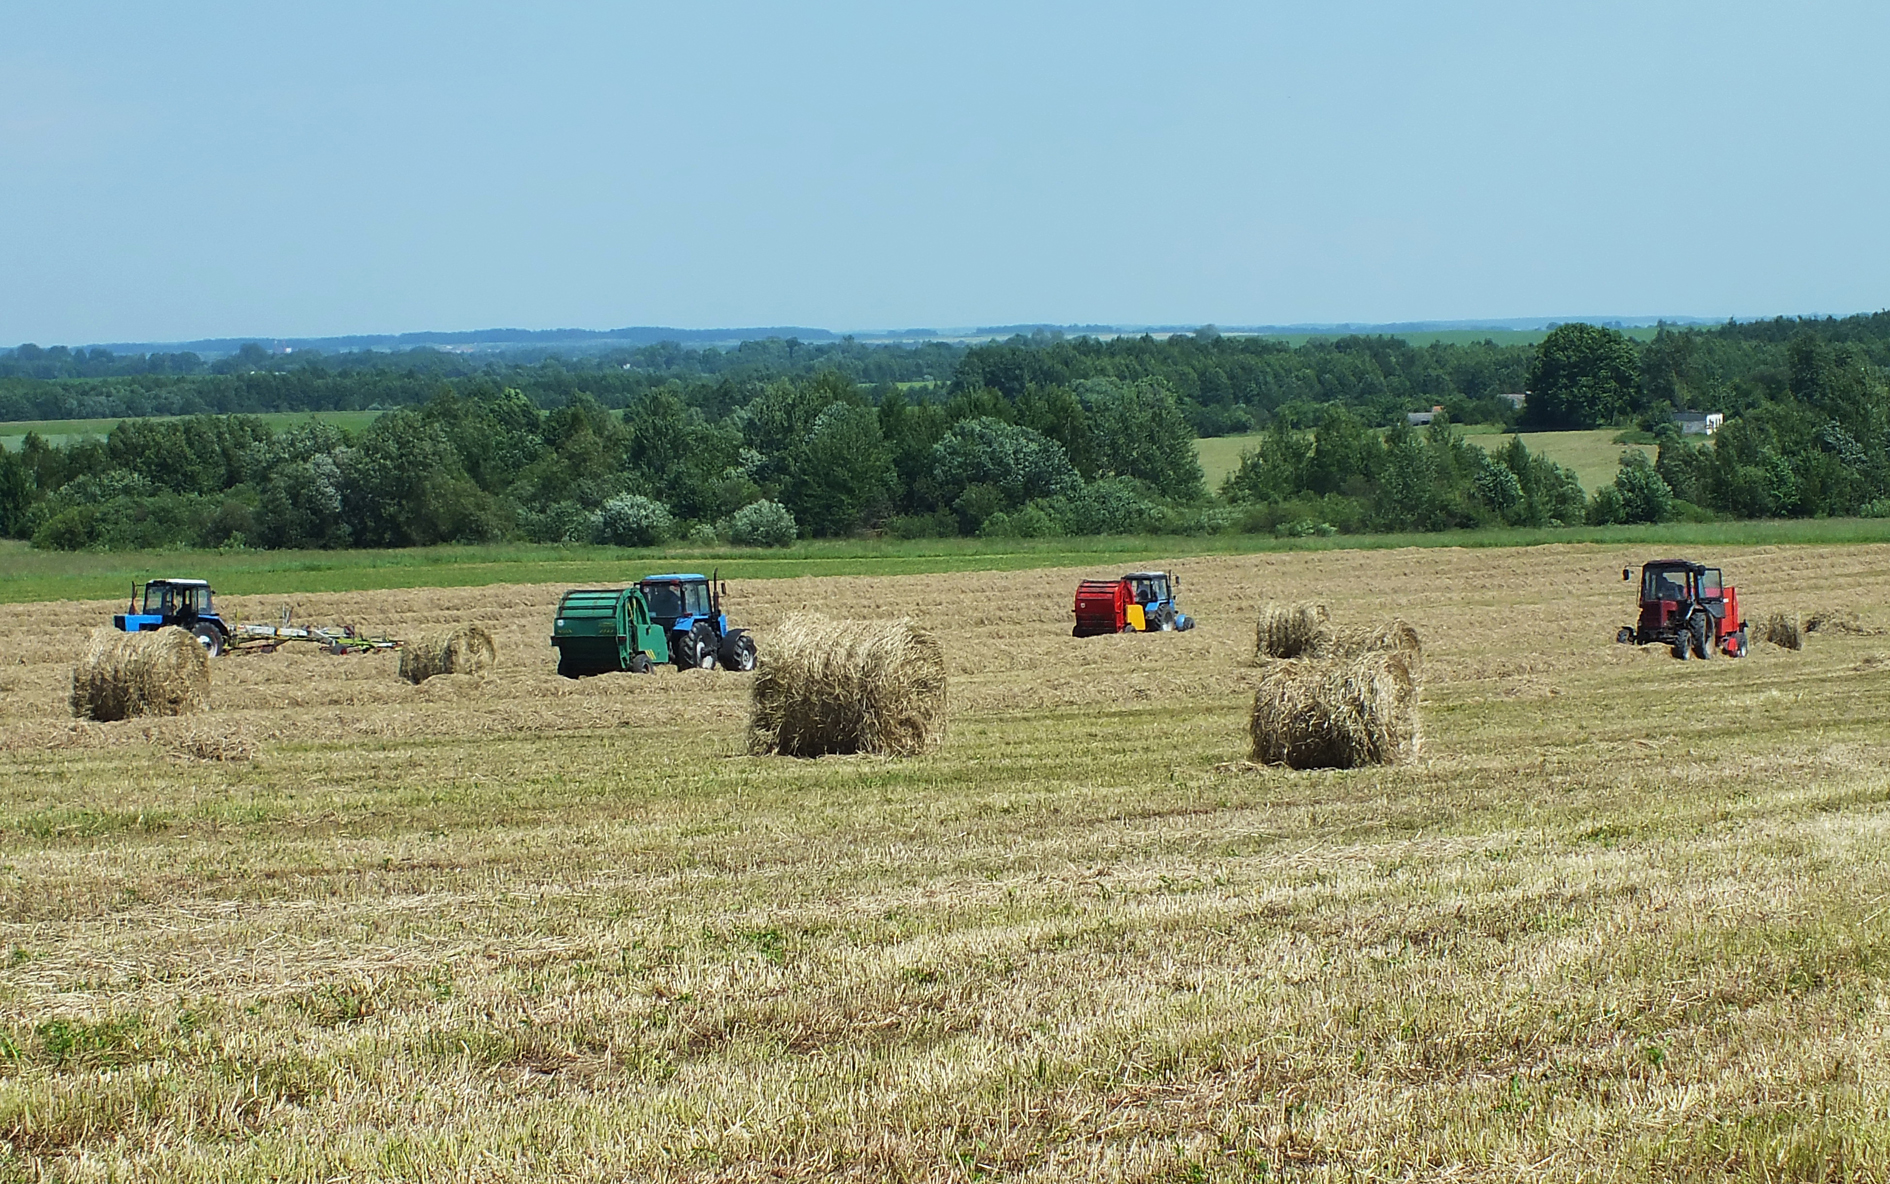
2 545 1889 1180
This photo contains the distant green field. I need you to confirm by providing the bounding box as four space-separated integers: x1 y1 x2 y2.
9 517 1890 605
1243 326 1661 348
0 409 383 450
1196 427 1655 495
1461 427 1653 493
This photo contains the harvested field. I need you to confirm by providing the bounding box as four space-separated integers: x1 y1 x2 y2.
3 543 1890 1179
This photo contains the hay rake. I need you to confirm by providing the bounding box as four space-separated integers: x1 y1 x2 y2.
227 607 401 655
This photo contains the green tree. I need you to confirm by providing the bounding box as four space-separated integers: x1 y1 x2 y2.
1524 323 1641 429
785 403 895 537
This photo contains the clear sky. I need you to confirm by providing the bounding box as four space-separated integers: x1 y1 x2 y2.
3 1 1887 344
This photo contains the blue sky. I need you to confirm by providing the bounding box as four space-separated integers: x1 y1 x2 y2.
2 1 1886 343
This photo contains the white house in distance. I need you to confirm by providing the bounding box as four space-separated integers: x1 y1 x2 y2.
1675 411 1724 436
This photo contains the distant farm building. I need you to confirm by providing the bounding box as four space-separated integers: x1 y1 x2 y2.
1676 411 1724 436
1406 405 1445 426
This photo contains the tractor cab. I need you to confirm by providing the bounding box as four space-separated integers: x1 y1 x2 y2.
113 578 230 656
634 572 758 672
1618 559 1745 658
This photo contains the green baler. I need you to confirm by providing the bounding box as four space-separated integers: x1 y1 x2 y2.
551 587 671 677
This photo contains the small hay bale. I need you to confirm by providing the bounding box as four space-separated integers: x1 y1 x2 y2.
70 627 210 722
1248 653 1417 769
748 614 947 757
1760 612 1803 650
1255 601 1332 660
1325 619 1424 681
399 625 496 684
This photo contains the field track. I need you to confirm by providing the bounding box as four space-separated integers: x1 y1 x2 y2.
3 543 1889 1179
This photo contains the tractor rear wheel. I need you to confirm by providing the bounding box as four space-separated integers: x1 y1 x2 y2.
1672 632 1690 660
190 623 223 657
1691 615 1711 659
1616 626 1635 645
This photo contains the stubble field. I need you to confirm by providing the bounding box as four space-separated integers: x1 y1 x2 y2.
2 545 1889 1181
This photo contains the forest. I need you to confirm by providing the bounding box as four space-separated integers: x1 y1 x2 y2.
0 312 1886 551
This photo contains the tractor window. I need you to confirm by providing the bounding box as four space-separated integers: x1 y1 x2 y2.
643 583 683 618
685 583 710 616
1701 569 1722 598
1131 580 1154 604
144 586 173 614
1645 569 1688 601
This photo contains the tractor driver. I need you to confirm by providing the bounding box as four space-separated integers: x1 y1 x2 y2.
1654 570 1688 602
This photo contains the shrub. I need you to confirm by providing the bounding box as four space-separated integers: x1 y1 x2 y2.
594 495 674 547
729 499 797 547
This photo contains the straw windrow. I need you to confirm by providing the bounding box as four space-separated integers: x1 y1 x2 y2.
748 614 947 757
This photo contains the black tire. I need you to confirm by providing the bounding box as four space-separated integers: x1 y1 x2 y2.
694 626 718 671
1672 631 1690 660
190 623 223 657
721 633 757 672
1616 626 1635 645
1690 614 1711 659
1734 628 1749 658
629 652 653 675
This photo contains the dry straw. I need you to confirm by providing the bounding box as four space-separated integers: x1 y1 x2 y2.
399 624 496 684
748 614 947 757
1249 652 1418 769
1254 601 1331 659
70 626 210 721
1759 612 1803 650
1255 602 1423 679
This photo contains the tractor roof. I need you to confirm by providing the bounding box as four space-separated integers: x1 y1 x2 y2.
1123 571 1169 580
639 573 706 583
148 578 211 587
1643 559 1705 571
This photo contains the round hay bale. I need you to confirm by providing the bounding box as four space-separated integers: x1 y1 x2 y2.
70 626 210 722
399 625 496 684
1255 601 1332 660
1759 612 1803 650
1248 652 1417 769
748 614 947 757
1325 619 1424 682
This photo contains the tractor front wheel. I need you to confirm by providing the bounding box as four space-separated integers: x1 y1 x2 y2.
722 633 757 672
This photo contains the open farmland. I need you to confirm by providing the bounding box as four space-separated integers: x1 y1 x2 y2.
3 546 1890 1180
1196 429 1655 496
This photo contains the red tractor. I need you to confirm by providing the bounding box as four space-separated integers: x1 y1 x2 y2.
1616 559 1747 659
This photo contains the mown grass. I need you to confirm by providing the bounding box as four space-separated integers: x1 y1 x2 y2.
0 545 1888 1179
11 516 1890 605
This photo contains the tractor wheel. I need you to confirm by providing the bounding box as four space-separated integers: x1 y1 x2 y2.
1691 615 1711 659
1672 632 1690 660
1616 626 1635 645
628 652 653 675
190 623 223 657
1734 628 1749 657
722 633 757 672
695 626 719 671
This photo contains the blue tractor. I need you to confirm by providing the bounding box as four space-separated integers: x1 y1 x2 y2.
635 572 758 671
114 578 231 656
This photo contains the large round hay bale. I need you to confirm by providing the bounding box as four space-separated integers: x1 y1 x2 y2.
70 626 210 722
399 624 496 684
748 614 947 757
1325 619 1423 681
1248 653 1417 769
1255 601 1332 660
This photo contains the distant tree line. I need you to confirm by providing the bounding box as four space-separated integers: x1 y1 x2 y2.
2 311 1889 549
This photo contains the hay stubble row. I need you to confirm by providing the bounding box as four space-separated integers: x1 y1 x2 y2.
3 543 1890 1180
